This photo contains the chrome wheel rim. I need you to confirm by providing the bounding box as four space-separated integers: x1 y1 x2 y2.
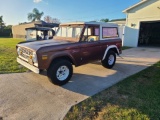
108 55 115 65
56 66 69 81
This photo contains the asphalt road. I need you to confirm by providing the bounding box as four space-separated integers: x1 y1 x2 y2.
0 47 160 120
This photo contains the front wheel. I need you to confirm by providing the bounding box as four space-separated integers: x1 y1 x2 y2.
47 60 73 85
102 50 116 69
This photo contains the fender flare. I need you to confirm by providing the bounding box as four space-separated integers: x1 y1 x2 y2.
102 45 119 60
51 53 76 63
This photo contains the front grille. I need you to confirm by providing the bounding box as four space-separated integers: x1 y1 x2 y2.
19 47 33 60
20 48 33 55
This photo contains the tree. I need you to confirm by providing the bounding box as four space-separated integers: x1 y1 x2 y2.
44 15 60 24
52 18 60 24
5 25 12 30
0 16 5 30
44 16 52 23
100 18 109 22
28 8 44 22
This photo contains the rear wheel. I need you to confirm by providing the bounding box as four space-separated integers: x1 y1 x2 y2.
47 59 73 85
102 50 116 69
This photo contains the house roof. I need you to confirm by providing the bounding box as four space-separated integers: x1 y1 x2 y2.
34 20 59 27
60 21 118 27
123 0 148 13
25 27 53 31
19 20 59 27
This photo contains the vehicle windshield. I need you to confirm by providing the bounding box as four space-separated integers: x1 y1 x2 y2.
26 29 54 41
26 29 37 41
54 25 84 42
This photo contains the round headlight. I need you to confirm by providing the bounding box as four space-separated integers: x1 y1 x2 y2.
17 47 21 55
32 52 38 63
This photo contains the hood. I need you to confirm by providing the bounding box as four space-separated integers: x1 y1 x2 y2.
17 39 72 51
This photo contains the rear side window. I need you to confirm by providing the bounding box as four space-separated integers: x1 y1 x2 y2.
102 27 118 38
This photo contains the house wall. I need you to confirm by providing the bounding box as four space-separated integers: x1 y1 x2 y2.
124 0 160 47
12 23 35 39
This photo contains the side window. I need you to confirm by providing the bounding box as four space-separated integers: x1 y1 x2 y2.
26 30 37 41
56 27 62 36
95 28 99 36
84 27 91 36
74 27 82 38
67 27 73 37
82 26 100 42
102 27 118 38
61 27 67 37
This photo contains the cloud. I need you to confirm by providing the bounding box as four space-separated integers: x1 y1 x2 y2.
33 0 42 3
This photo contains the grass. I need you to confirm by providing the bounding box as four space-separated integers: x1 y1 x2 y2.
64 61 160 120
0 38 28 74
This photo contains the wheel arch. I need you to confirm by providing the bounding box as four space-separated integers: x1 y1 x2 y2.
48 54 76 69
102 45 119 60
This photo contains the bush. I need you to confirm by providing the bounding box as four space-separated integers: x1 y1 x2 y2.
0 29 12 37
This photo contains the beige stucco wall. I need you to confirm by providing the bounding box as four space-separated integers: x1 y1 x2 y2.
12 23 35 38
124 0 160 47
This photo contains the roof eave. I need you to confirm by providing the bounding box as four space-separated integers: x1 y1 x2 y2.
123 0 148 13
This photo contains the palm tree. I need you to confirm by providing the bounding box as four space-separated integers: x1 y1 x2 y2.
28 8 44 22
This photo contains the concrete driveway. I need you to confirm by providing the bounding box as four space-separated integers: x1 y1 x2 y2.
0 47 160 120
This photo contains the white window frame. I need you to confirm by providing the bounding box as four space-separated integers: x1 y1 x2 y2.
100 25 120 40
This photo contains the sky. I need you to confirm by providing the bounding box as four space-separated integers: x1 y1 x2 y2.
0 0 140 25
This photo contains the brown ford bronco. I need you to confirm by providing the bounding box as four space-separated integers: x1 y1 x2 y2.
17 21 122 85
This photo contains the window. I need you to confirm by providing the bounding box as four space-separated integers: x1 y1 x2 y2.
61 27 67 37
82 26 100 42
67 27 73 37
84 27 91 36
95 28 99 36
26 30 37 41
48 30 53 37
56 27 62 37
56 26 83 38
74 27 82 38
102 27 118 38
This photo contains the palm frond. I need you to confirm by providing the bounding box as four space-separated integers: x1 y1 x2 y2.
28 8 44 21
33 8 39 14
28 13 33 21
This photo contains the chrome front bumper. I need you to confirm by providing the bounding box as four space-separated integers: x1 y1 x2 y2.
17 57 40 74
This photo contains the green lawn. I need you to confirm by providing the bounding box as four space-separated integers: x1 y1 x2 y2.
65 62 160 120
0 38 28 74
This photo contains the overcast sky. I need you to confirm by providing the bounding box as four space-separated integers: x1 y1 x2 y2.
0 0 140 25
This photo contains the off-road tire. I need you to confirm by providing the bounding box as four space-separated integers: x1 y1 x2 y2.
102 50 116 69
47 59 73 85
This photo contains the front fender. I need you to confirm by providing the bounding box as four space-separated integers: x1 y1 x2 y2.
43 52 77 69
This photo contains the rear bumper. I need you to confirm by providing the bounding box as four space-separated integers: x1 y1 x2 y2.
17 57 40 74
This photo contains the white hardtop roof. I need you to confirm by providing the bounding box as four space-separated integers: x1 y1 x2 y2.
60 21 118 27
123 0 148 13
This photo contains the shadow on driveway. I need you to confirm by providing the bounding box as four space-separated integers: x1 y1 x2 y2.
39 60 151 96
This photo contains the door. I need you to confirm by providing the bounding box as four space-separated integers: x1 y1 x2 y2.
138 21 160 46
79 25 102 64
79 41 102 64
